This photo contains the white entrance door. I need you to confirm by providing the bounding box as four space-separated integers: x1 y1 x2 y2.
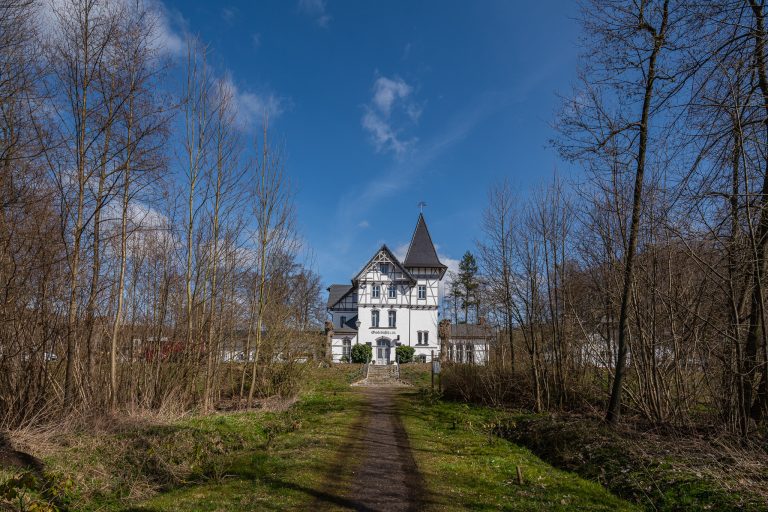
376 339 390 365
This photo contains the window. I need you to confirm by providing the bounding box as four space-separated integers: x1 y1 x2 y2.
342 338 351 359
372 285 380 299
417 331 423 345
380 263 390 274
423 331 429 345
340 316 346 328
418 285 426 299
388 310 396 327
416 331 429 345
388 285 396 298
371 310 379 328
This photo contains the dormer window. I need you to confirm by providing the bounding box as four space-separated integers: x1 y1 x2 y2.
380 263 390 274
372 285 380 298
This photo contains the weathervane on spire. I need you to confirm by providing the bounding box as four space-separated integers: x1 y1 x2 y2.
418 201 427 214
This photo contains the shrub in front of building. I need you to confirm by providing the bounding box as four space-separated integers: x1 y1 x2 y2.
351 344 372 363
396 346 415 364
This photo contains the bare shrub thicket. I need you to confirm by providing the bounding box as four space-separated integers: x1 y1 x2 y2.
452 1 768 441
0 0 324 428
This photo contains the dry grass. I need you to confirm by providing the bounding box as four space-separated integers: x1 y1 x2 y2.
503 413 768 511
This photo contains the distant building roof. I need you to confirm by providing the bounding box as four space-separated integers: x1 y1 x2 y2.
449 323 493 339
403 214 446 270
327 284 354 308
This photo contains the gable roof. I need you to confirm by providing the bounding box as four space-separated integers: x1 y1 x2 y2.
352 244 415 284
326 284 354 308
335 314 358 332
403 214 446 270
450 323 494 339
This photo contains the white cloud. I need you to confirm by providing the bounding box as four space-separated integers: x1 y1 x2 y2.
361 108 413 155
251 33 261 49
358 220 370 229
220 76 286 128
150 1 185 56
393 243 408 261
298 0 331 27
361 75 421 155
372 77 412 116
437 252 460 301
37 0 186 57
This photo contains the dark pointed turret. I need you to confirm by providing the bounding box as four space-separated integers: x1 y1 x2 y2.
403 214 447 273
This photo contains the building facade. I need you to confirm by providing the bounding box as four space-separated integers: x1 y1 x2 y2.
327 214 446 364
443 322 493 365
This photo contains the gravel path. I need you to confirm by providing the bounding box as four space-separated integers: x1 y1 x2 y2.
312 387 426 511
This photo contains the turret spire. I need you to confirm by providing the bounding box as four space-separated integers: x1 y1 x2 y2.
403 213 446 270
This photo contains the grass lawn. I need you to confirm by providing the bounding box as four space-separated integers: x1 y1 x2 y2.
397 388 638 511
3 365 637 511
127 367 364 511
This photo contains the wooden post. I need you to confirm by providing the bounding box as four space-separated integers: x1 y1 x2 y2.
431 349 435 391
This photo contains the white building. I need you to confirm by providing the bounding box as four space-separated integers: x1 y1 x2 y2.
444 322 493 365
327 214 446 364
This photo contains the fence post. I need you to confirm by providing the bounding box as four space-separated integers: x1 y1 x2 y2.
431 349 435 391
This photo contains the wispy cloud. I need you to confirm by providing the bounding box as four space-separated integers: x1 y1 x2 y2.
298 0 331 27
219 76 287 129
361 109 413 155
362 75 421 155
372 77 411 115
221 6 238 24
331 91 505 261
360 93 500 207
251 33 262 49
358 220 370 229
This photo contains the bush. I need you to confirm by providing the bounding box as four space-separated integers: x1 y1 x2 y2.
340 355 349 363
350 344 371 363
395 346 415 364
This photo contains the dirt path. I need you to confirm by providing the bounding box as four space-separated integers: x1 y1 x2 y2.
312 387 426 512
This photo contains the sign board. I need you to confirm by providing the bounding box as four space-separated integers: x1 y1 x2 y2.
432 361 441 375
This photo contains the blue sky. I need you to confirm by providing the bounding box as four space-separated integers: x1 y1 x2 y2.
160 0 582 287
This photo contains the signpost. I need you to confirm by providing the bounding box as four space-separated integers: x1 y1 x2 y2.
431 350 441 391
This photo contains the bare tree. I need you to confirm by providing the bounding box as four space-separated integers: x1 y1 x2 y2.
247 120 296 406
478 180 517 369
